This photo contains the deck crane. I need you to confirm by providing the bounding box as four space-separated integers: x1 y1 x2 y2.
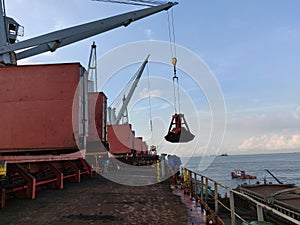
0 1 177 65
108 54 150 125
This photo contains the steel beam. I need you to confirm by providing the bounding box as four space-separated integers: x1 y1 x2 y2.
12 164 36 199
0 2 178 61
66 161 81 183
47 162 64 189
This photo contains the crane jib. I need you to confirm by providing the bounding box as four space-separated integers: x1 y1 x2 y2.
0 2 178 65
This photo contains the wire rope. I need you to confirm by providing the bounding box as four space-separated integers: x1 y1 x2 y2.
176 74 181 113
146 63 154 145
172 76 177 113
171 8 177 58
167 8 180 113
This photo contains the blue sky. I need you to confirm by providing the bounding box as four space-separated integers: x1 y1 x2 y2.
6 0 300 155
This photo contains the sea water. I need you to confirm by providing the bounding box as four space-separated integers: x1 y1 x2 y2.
183 152 300 189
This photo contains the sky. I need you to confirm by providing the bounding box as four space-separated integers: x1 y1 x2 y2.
5 0 300 156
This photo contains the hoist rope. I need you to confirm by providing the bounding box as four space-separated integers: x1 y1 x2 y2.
167 8 180 113
172 76 177 113
171 9 177 57
172 75 181 113
146 63 154 145
92 0 167 7
167 10 176 59
176 74 181 113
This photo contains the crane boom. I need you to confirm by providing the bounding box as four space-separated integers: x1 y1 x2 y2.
265 169 283 184
110 54 150 125
0 2 178 65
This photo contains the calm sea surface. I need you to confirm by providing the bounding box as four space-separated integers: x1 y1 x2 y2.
183 152 300 189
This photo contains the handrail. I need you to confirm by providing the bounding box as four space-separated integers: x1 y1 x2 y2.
182 167 300 225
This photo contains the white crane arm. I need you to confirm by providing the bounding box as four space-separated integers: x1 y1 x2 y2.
0 2 177 62
114 54 149 124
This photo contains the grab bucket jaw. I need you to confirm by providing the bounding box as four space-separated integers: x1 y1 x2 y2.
164 114 195 143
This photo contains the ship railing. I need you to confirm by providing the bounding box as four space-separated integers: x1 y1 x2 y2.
182 168 300 225
238 188 300 221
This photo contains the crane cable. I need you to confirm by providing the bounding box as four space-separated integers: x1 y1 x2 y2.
167 8 180 113
146 63 154 145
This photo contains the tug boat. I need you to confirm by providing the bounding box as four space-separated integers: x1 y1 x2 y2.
231 169 257 179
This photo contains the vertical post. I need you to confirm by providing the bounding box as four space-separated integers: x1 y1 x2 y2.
84 67 88 147
0 1 12 64
187 170 190 194
183 168 187 184
0 2 7 46
161 155 166 179
156 160 160 183
93 42 98 91
257 205 264 221
205 177 209 203
161 158 165 179
194 173 198 201
95 155 99 174
200 176 204 201
229 191 236 225
214 182 218 214
189 170 193 197
200 175 204 202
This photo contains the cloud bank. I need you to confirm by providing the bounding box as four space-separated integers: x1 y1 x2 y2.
238 133 300 151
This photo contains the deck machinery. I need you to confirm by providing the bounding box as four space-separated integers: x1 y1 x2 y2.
0 1 177 208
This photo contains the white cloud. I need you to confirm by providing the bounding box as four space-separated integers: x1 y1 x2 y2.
144 29 154 39
139 88 162 98
238 133 300 151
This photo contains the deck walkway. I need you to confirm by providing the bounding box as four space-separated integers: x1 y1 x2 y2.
173 188 207 225
0 174 189 225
